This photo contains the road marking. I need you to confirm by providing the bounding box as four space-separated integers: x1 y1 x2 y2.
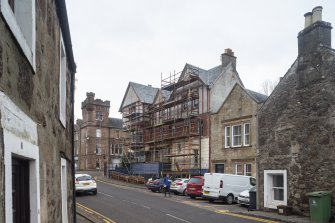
142 205 151 209
99 191 113 198
77 202 117 223
166 214 192 223
215 210 279 223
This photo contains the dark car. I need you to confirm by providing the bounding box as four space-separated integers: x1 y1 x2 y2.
146 178 164 193
186 176 204 199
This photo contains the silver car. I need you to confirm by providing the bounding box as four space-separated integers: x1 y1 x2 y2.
170 178 189 195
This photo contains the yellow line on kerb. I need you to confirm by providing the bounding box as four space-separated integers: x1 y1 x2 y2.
77 202 117 223
215 210 279 223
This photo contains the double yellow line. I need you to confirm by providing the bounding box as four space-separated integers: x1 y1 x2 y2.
215 210 279 223
77 202 117 223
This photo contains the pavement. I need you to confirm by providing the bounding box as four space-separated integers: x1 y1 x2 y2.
76 174 313 223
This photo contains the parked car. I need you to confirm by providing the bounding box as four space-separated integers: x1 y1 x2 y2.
75 174 97 195
145 176 160 189
186 176 204 199
170 178 189 195
202 173 256 204
238 186 256 206
146 178 164 192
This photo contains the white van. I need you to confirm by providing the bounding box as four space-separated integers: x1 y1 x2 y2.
202 173 256 204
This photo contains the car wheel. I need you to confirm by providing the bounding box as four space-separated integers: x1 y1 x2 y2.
182 189 186 196
208 199 214 203
158 186 163 193
174 191 179 195
190 195 196 199
93 190 97 195
151 189 156 192
225 194 234 205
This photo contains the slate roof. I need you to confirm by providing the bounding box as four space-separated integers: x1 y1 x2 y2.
246 89 268 103
185 64 223 86
109 118 123 129
130 82 159 104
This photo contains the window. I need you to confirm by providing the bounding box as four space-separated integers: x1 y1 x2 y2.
96 129 101 138
96 159 100 169
224 126 231 148
194 150 199 167
61 158 68 223
183 102 188 110
96 146 101 155
59 34 67 127
215 164 225 173
264 170 287 209
192 99 198 108
244 164 252 176
244 123 250 146
0 0 36 69
96 111 102 120
235 164 243 175
232 125 242 147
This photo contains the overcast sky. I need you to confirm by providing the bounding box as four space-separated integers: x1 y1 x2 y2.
66 0 335 119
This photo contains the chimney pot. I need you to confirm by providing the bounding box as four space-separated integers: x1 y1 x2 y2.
312 6 322 23
304 12 312 28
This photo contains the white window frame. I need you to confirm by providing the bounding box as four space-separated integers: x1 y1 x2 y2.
0 0 36 70
235 163 243 175
224 126 231 148
232 124 242 147
264 170 287 209
96 129 101 138
59 32 67 127
243 123 250 146
1 92 40 223
61 158 68 223
244 163 252 176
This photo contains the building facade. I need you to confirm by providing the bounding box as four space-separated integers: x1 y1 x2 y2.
120 49 244 176
76 92 129 173
0 0 76 222
211 84 266 177
257 7 335 215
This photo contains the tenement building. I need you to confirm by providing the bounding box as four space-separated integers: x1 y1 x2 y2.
76 92 129 173
257 7 335 215
0 0 76 222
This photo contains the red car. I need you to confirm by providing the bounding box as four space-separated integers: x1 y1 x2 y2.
186 176 204 199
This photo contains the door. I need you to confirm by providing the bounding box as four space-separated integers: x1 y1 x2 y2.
12 157 30 223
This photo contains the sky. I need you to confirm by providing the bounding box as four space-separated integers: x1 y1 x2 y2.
66 0 335 120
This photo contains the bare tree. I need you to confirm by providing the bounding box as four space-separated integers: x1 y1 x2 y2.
260 79 279 96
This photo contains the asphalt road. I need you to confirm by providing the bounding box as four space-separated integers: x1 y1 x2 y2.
76 181 268 223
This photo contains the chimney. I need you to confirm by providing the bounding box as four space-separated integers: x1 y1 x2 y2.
86 92 95 102
298 6 332 56
221 48 236 70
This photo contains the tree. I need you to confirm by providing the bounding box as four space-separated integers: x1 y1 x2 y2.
260 79 279 96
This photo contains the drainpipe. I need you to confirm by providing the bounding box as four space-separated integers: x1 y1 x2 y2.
70 71 76 223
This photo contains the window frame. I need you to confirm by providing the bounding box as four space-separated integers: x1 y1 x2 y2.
0 0 36 70
232 124 242 147
235 163 243 175
244 163 252 176
224 126 231 148
264 170 287 209
59 32 67 127
243 123 250 146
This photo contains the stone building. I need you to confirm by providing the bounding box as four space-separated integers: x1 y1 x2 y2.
76 92 129 173
0 0 76 222
211 84 266 177
120 49 244 176
257 7 335 215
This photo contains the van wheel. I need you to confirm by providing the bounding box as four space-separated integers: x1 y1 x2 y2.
225 194 234 205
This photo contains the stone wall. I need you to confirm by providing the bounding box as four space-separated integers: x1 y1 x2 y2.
257 48 335 215
0 0 75 221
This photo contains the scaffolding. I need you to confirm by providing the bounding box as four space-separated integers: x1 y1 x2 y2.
145 67 204 177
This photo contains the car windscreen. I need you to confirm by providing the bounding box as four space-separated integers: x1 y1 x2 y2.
189 178 201 184
77 175 92 181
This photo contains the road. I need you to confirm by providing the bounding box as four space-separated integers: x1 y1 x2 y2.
76 180 277 223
